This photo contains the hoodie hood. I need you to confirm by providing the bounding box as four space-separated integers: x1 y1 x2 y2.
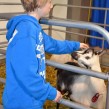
6 14 41 41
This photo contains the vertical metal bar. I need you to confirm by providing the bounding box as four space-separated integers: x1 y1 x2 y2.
106 73 109 109
48 7 53 36
102 9 108 49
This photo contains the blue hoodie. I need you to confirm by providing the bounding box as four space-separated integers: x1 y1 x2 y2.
2 14 80 109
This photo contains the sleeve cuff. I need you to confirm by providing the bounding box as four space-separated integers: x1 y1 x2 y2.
47 86 57 100
75 42 80 51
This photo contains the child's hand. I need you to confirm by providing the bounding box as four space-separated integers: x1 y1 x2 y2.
80 43 89 49
53 90 62 102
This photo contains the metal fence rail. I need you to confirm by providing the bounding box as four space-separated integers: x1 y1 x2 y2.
40 18 109 44
0 12 23 20
40 19 109 109
0 6 109 109
49 4 109 51
0 2 21 5
59 98 92 109
46 60 109 109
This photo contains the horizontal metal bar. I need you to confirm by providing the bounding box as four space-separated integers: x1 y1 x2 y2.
0 55 5 60
0 2 21 5
0 105 3 109
0 41 7 45
0 45 7 48
46 60 108 80
0 29 7 31
53 4 109 11
40 18 109 44
0 19 8 21
1 14 109 44
59 99 92 109
51 16 109 27
0 33 6 35
50 28 105 40
0 49 6 55
0 78 5 84
0 12 23 19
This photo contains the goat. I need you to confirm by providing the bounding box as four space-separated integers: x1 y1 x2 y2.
56 48 106 109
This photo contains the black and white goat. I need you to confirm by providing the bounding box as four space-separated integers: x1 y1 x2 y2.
53 48 106 109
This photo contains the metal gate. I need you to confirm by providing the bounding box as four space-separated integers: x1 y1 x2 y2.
0 2 109 109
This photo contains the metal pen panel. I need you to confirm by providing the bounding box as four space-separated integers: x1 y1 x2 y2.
40 18 109 44
0 10 109 109
46 60 107 80
40 18 109 109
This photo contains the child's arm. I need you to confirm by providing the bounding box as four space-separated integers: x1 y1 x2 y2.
43 31 88 54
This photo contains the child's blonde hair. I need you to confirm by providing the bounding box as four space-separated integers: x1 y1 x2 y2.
21 0 48 12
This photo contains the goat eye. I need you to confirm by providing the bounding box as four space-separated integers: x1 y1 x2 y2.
85 56 90 59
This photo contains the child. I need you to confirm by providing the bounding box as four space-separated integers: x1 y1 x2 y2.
2 0 89 109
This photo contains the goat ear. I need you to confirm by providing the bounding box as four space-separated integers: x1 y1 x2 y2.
95 49 105 56
71 52 78 60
